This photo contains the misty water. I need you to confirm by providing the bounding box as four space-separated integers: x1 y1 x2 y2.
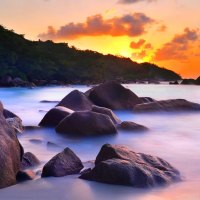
0 84 200 200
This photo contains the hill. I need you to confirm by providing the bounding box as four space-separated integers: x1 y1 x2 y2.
0 25 181 85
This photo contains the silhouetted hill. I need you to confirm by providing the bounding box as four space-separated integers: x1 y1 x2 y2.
0 25 181 85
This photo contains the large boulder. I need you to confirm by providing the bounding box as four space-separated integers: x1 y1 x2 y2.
42 147 83 177
87 81 142 110
39 106 73 127
134 99 200 112
139 97 156 104
21 152 40 170
56 111 117 136
91 105 121 124
117 121 148 132
80 144 181 188
57 90 93 111
0 101 23 189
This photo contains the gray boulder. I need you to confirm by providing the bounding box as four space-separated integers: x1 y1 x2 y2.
80 144 181 188
87 81 142 110
39 106 73 127
42 147 83 177
57 90 93 111
56 111 117 136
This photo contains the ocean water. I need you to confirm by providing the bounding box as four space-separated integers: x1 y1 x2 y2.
0 84 200 200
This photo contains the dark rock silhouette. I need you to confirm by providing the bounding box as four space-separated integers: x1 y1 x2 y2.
56 111 117 136
42 147 83 177
80 144 181 188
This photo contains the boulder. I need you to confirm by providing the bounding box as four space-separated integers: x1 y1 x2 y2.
21 152 40 170
39 106 73 127
6 117 24 133
134 99 200 112
42 147 83 177
3 109 19 119
16 170 36 182
117 121 148 132
91 105 121 124
139 97 156 103
0 101 23 189
80 144 181 188
56 111 117 136
57 90 93 111
87 81 142 110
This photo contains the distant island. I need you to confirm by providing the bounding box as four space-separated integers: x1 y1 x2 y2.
0 25 181 87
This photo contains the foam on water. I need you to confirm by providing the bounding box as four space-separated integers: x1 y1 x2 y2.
0 84 200 200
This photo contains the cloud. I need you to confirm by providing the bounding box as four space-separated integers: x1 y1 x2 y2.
130 39 153 49
154 28 199 61
38 13 155 40
157 25 167 32
118 0 156 4
130 39 145 49
132 50 147 60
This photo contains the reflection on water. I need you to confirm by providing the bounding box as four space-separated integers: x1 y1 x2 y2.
0 84 200 200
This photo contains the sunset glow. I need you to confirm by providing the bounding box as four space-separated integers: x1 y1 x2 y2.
1 0 199 78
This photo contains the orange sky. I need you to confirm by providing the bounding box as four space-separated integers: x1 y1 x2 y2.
1 0 199 78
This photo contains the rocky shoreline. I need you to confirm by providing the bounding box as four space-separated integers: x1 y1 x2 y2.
1 81 200 190
1 75 200 88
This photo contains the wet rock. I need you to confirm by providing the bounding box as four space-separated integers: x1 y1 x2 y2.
91 105 121 124
139 97 156 103
57 90 93 111
3 109 19 119
6 117 24 133
0 101 23 189
80 144 181 188
42 147 83 177
87 81 142 110
16 170 36 182
24 126 41 130
134 99 200 112
117 121 148 132
39 106 73 127
56 111 117 136
21 152 40 170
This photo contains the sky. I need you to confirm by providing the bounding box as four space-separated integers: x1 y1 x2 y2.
0 0 199 78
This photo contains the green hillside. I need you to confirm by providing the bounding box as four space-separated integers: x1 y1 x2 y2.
0 25 181 84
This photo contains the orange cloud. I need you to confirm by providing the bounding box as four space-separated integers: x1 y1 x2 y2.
38 13 155 40
130 39 145 49
130 39 153 50
154 28 199 61
157 25 167 32
132 50 147 60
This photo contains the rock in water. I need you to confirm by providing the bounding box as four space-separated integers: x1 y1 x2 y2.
87 81 142 110
80 144 181 188
117 121 148 132
56 111 117 136
57 90 93 111
42 147 83 177
39 106 73 127
21 152 40 170
134 99 200 112
91 105 121 124
0 101 23 189
16 170 36 182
